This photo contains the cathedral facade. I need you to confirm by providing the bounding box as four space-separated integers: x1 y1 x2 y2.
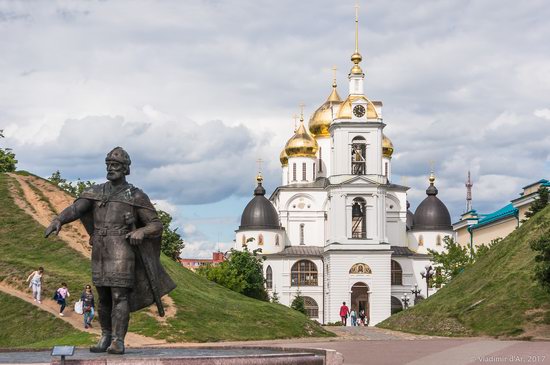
234 13 453 325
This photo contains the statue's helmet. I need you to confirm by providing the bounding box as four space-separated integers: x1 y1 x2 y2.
105 147 131 175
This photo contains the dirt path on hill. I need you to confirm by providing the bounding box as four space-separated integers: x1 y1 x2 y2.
0 282 166 347
7 173 91 257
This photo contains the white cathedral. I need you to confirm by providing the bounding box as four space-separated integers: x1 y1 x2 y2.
233 12 453 326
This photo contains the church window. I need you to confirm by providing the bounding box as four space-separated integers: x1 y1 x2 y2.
275 235 280 246
258 234 264 245
391 260 403 285
266 266 273 289
241 235 246 245
351 197 367 239
313 163 316 180
300 223 305 245
292 163 297 181
384 162 388 177
391 296 403 314
302 162 307 181
291 260 318 286
436 235 441 246
418 235 424 246
303 296 319 318
351 136 366 175
318 147 323 172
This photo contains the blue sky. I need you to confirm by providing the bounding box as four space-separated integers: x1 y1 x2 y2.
1 1 549 257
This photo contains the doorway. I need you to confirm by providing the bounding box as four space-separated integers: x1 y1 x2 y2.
351 282 370 325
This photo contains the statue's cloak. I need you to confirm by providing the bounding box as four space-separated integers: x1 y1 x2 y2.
78 183 176 313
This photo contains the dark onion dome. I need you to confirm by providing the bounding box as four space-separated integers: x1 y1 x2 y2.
406 201 414 231
239 174 281 230
413 173 452 231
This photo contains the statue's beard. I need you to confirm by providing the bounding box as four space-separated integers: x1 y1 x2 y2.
107 171 125 181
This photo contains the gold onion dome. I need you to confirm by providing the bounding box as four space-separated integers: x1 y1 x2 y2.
279 148 288 167
285 118 319 158
337 95 379 119
382 134 394 158
309 82 342 137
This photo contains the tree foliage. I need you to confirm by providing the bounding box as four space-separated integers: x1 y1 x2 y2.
271 289 280 303
0 130 17 172
157 209 185 261
530 234 550 293
48 170 94 197
523 186 549 222
290 290 306 315
428 237 473 286
196 245 269 301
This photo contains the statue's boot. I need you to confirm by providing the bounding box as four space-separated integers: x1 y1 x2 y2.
107 339 125 355
89 331 112 353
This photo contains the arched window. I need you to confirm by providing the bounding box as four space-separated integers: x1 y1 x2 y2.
313 163 316 180
241 235 246 245
384 162 389 177
258 234 264 245
291 260 318 286
391 260 403 285
275 235 280 246
302 162 307 181
300 223 305 245
318 147 323 172
418 235 424 246
436 235 442 246
266 266 273 289
391 296 403 314
292 163 297 181
351 197 366 239
351 136 366 175
303 296 319 318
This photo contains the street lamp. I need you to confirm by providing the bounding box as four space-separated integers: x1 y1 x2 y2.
400 293 410 309
420 265 435 298
411 283 421 304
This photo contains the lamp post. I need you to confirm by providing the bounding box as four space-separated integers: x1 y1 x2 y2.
411 283 421 304
400 293 410 309
420 265 435 298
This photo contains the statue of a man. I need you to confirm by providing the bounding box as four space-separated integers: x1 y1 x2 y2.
45 147 176 354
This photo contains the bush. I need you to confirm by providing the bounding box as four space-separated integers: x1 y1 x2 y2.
0 130 17 172
291 290 306 315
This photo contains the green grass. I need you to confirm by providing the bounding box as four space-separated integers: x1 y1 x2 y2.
378 205 550 338
0 173 333 345
0 291 95 349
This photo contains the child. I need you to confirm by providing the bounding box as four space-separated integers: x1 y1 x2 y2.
55 283 70 316
26 267 44 304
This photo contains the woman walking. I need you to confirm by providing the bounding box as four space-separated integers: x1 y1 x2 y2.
81 285 95 328
55 283 70 316
26 267 44 304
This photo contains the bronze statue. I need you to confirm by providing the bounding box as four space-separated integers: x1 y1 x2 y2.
45 147 176 355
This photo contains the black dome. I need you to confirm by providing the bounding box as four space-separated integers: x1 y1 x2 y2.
413 183 452 230
239 179 281 230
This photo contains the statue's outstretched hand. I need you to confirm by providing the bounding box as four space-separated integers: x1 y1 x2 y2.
126 229 145 246
45 219 61 238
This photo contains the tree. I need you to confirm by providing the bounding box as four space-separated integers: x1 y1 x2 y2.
474 238 502 259
523 186 549 222
157 209 185 261
48 170 94 197
530 235 550 293
0 130 17 172
428 236 473 286
290 290 306 315
197 246 269 301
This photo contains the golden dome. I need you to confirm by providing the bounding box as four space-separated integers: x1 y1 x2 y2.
309 83 342 137
337 94 379 119
382 134 394 158
280 148 288 167
285 119 319 158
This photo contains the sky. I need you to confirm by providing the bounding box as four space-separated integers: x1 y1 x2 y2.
1 0 549 258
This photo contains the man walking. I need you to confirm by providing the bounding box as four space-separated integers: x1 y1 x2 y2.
339 301 349 326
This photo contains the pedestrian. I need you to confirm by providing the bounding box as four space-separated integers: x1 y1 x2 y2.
350 309 357 326
359 309 365 326
26 267 44 304
81 285 95 329
339 301 349 326
55 283 70 316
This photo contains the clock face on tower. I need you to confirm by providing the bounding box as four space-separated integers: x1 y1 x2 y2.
353 104 366 118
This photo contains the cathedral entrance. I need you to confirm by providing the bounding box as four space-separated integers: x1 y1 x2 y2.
351 282 369 325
